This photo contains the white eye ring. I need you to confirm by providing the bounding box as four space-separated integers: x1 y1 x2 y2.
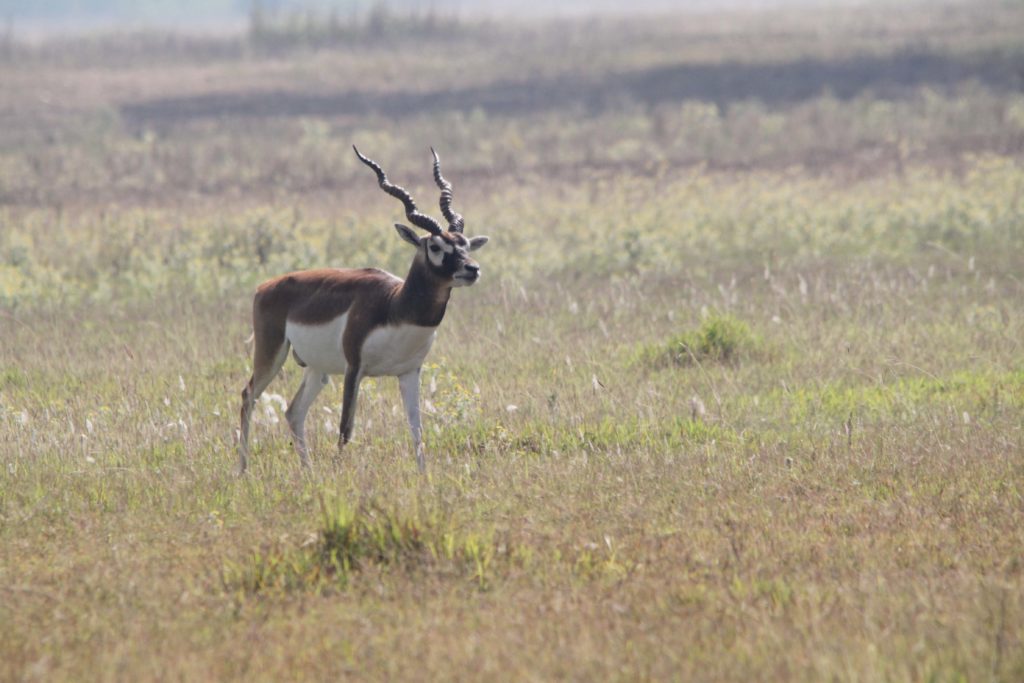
429 244 441 253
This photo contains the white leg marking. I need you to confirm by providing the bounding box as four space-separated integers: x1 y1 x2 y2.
286 367 327 468
398 368 425 472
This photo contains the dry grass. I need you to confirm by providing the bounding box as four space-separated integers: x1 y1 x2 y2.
2 2 1024 681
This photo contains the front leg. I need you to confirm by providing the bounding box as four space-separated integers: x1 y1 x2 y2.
398 368 426 472
338 366 362 452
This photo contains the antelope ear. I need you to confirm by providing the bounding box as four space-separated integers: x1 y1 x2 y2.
394 223 421 247
467 236 489 251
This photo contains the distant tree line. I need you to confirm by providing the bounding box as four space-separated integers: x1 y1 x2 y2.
248 1 465 51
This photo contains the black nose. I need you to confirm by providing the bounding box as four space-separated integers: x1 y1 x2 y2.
464 263 480 274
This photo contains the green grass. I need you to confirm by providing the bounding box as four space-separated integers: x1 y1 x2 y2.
633 312 760 367
2 2 1024 681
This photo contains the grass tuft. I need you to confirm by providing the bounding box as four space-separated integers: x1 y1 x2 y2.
222 495 506 597
634 312 760 368
317 496 429 573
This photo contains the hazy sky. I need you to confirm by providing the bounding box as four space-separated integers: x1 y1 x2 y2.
2 0 873 28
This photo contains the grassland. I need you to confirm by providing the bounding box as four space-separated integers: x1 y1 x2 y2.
1 2 1024 680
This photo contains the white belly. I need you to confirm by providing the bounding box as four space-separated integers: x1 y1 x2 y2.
285 314 349 374
360 324 437 377
285 316 436 378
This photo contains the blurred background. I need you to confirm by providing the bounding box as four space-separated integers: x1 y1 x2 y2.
2 0 1022 206
0 0 1022 301
2 1 840 30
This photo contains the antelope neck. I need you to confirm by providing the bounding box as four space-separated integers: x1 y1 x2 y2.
391 261 451 328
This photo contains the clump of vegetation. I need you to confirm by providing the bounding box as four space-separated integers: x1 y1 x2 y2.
223 496 499 596
634 313 759 368
316 497 428 573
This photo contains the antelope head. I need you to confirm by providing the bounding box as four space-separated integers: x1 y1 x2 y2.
353 146 489 288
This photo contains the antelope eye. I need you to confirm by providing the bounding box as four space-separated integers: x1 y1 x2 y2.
429 244 441 253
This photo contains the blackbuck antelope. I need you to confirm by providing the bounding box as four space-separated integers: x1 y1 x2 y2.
238 147 488 473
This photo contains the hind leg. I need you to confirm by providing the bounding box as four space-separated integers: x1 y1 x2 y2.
239 339 290 473
285 367 327 469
